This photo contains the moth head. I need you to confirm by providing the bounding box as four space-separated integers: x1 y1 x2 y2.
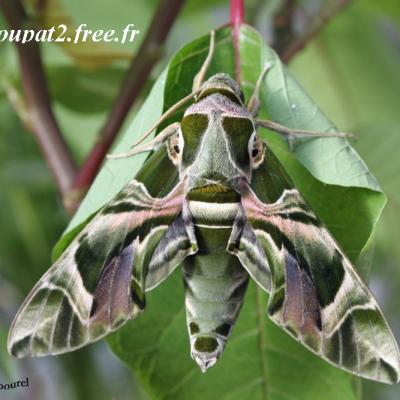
197 73 244 105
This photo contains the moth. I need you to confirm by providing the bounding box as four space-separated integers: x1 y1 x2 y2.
8 31 400 383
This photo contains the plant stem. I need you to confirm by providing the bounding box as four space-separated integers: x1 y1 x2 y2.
70 0 186 207
273 0 296 56
280 0 352 63
0 0 77 202
230 0 245 82
247 0 264 27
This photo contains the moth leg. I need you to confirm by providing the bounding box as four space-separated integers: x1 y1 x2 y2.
192 30 216 92
108 122 181 159
257 119 355 150
145 199 199 292
247 63 272 116
182 201 198 252
227 205 271 292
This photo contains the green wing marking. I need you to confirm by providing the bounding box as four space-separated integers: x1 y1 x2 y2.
236 149 400 384
8 154 196 358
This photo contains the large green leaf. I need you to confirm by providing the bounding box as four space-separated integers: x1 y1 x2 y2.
54 25 385 399
289 3 400 264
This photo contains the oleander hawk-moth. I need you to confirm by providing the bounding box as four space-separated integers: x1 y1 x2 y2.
8 31 400 383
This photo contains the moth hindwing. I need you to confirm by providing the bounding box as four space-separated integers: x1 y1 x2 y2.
9 30 400 384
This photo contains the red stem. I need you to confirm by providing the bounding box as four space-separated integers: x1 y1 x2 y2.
230 0 244 82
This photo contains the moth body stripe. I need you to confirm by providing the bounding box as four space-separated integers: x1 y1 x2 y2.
194 224 232 229
188 200 239 218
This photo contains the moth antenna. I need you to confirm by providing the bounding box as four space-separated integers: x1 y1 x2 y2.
131 90 200 150
256 119 356 143
192 30 216 92
107 122 181 159
247 62 272 116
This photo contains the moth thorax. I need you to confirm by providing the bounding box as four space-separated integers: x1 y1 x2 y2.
197 73 244 105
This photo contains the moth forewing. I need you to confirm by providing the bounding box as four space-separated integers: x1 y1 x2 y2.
242 148 400 383
7 174 190 358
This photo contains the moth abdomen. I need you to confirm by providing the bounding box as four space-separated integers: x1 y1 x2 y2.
181 194 250 372
182 251 248 372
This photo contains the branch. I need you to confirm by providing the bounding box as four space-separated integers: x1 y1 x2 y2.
272 0 296 56
70 0 186 204
0 0 77 203
230 0 245 82
280 0 352 63
247 0 264 27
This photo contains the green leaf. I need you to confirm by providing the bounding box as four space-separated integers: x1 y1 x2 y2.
289 3 400 267
241 28 380 191
55 25 385 400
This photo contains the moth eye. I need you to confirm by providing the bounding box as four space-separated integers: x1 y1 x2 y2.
251 137 266 169
167 134 182 166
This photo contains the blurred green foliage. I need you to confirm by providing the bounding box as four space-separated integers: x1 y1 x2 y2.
0 0 400 399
